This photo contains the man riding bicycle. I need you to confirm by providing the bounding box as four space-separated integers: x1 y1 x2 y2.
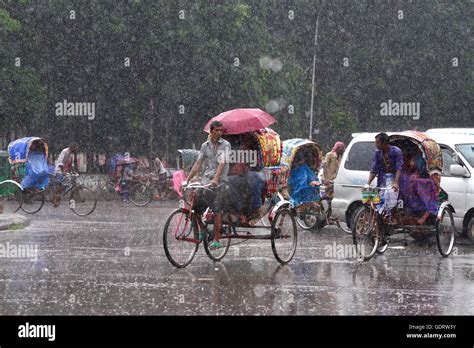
52 142 78 206
183 121 230 249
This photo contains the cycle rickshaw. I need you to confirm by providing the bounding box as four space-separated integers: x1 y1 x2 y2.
347 131 455 260
163 127 298 268
5 137 97 216
280 138 351 233
0 137 50 214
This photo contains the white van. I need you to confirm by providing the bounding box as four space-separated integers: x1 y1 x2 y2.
331 131 474 242
425 129 474 241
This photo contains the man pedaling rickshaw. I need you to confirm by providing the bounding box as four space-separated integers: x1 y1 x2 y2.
182 121 230 249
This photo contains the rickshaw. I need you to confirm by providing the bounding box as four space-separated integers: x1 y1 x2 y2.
163 126 298 268
347 131 455 260
6 137 97 216
1 137 50 214
278 139 352 233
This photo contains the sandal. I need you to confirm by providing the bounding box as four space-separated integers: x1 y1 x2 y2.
209 241 221 249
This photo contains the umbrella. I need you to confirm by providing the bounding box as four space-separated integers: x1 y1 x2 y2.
203 108 276 134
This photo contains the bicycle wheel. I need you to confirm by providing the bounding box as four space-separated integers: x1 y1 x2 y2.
436 207 455 257
21 189 45 214
0 181 22 214
351 206 379 261
100 181 120 201
295 205 326 231
69 186 97 216
163 208 199 268
130 182 153 206
203 224 232 261
271 207 297 264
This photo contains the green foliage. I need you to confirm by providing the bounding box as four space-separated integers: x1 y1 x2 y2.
0 0 471 163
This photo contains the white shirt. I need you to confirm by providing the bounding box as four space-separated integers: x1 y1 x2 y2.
55 148 72 173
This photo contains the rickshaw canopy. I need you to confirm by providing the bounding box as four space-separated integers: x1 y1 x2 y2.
7 137 49 164
389 131 443 173
178 149 200 171
280 138 323 171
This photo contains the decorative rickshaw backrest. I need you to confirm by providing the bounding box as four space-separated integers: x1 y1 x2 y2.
253 128 282 167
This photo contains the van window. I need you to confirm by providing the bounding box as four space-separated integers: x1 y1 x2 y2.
344 141 375 171
456 144 474 167
441 146 459 176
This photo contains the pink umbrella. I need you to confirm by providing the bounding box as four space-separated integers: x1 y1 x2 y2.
203 108 276 134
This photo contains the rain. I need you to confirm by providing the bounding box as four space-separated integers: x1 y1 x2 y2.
0 0 473 345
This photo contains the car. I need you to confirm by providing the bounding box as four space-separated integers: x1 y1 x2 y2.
332 130 474 243
426 129 474 242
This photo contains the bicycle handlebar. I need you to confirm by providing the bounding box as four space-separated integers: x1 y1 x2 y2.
341 184 392 191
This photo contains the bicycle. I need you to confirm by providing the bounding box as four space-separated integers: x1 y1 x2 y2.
21 173 98 216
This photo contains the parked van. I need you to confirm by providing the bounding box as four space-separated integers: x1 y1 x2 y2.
426 129 474 241
332 130 474 242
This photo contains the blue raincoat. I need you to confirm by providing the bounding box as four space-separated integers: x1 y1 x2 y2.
288 163 320 206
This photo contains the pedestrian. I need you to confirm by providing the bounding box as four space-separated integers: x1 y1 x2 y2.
322 141 345 217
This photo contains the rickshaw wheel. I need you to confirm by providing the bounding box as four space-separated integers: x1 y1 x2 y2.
203 224 232 261
351 206 379 261
21 190 45 214
436 207 455 257
295 204 326 231
163 208 199 268
0 181 23 214
130 182 153 206
271 207 297 264
69 186 97 216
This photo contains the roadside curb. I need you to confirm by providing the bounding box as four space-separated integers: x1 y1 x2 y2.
0 214 30 231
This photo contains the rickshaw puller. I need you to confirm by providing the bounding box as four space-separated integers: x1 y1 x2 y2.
183 121 230 249
367 133 403 225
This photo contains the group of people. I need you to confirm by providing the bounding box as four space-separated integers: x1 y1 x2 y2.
180 120 348 249
180 122 441 249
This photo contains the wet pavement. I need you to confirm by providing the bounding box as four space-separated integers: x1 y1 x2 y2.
0 200 472 315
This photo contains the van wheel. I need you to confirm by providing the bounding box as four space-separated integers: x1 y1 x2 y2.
467 217 474 244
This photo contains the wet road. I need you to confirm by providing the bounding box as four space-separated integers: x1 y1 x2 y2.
0 200 472 315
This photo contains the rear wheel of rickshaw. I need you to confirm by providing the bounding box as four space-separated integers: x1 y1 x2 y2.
0 181 23 214
69 186 97 216
295 204 326 231
130 182 153 206
163 208 199 268
436 206 455 257
21 189 45 214
271 207 297 264
351 206 379 261
203 224 233 261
